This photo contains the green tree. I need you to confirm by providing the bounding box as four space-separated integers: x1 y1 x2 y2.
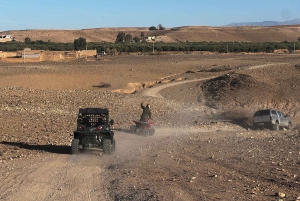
149 26 157 30
133 36 140 43
158 24 165 30
124 34 132 42
116 32 126 43
24 37 31 44
73 37 87 51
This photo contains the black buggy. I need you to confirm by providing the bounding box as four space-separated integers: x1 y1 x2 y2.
71 108 116 155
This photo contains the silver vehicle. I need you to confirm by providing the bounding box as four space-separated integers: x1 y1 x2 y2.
252 109 292 130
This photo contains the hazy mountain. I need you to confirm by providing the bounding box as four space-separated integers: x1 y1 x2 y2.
226 18 300 26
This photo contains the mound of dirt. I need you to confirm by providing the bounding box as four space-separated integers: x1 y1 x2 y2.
201 72 269 108
201 65 300 118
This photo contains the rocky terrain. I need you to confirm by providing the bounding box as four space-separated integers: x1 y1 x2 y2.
0 53 300 200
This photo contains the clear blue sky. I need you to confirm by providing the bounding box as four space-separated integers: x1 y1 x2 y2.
0 0 299 31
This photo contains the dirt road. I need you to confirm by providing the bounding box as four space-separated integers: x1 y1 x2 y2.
141 62 286 99
1 154 109 201
141 77 215 98
1 127 210 201
0 130 151 201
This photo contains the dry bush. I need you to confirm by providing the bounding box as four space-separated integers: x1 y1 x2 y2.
185 70 195 73
93 82 111 88
198 65 232 72
294 64 300 70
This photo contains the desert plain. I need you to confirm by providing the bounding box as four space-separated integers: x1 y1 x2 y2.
0 52 300 201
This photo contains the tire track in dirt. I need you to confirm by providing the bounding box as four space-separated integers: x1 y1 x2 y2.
246 62 288 70
0 156 65 200
0 155 110 201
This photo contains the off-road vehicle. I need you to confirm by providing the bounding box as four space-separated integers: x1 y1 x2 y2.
252 109 292 130
130 118 155 136
71 108 116 155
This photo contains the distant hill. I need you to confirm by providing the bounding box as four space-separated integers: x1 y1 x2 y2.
226 18 300 27
1 25 300 43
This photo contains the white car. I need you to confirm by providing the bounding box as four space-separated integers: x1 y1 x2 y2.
252 109 292 130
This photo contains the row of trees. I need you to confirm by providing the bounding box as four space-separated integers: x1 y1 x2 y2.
93 41 300 54
0 39 74 52
115 31 148 43
0 37 299 53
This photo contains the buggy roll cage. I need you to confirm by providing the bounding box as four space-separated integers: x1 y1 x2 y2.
77 108 113 127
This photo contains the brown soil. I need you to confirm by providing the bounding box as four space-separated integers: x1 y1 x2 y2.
1 53 300 201
2 25 300 43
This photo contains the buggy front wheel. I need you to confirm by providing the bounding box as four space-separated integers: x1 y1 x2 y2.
273 122 279 131
103 139 112 155
71 139 80 154
112 139 116 152
130 125 136 134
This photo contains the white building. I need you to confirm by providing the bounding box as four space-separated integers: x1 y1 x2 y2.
0 35 13 42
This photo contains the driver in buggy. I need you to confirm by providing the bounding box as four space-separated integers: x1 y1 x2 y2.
140 101 152 122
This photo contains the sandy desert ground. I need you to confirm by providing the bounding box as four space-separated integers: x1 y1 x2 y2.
0 53 300 201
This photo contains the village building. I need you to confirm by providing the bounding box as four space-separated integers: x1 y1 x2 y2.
0 35 13 42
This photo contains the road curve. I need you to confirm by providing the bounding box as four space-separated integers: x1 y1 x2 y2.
141 77 214 98
141 62 289 98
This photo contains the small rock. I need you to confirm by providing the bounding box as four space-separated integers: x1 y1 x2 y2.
277 192 285 198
